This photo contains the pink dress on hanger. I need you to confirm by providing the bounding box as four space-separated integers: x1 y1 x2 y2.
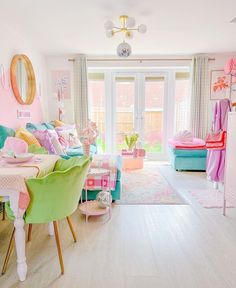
206 99 231 182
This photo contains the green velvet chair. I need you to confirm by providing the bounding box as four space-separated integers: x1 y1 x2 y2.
0 201 5 221
2 156 90 275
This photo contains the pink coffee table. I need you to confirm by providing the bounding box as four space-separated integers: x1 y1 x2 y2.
79 168 111 222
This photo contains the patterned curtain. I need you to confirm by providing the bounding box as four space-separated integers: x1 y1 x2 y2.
73 54 89 134
190 55 209 139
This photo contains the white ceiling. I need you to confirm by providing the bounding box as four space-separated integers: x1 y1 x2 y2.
1 0 236 55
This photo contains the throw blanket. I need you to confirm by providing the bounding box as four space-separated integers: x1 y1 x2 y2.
169 138 206 150
21 154 59 177
89 154 122 191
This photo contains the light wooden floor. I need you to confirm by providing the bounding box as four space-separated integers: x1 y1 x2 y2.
1 164 236 288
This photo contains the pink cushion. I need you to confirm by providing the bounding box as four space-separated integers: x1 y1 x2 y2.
3 137 28 154
33 130 57 154
169 138 206 149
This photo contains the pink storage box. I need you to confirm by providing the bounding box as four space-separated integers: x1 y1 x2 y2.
122 157 144 170
133 148 146 157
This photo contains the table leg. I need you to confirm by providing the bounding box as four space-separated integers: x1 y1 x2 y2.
14 218 27 282
48 222 54 236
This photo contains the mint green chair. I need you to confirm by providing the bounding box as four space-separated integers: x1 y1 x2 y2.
2 156 90 275
1 202 5 221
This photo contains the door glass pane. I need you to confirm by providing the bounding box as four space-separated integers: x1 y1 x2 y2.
144 76 164 153
174 72 190 133
115 76 135 151
88 73 106 153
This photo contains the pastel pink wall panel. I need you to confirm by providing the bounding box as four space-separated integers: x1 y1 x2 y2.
0 69 43 129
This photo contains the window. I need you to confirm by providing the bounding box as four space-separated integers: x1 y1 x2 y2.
88 68 190 159
115 76 135 151
88 73 106 152
174 72 190 133
144 76 165 153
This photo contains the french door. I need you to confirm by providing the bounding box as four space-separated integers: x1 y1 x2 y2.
112 72 169 159
88 68 190 159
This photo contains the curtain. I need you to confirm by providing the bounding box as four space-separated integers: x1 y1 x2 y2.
73 54 89 134
190 55 209 139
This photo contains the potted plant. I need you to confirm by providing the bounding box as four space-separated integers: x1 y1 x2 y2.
124 132 139 152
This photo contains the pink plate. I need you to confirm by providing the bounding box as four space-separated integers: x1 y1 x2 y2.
2 153 34 164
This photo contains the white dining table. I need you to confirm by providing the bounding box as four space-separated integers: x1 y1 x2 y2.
0 154 59 281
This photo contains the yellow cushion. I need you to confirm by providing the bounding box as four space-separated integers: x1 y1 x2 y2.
16 128 41 147
52 120 65 127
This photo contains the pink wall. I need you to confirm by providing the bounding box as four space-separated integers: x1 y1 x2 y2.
0 69 43 129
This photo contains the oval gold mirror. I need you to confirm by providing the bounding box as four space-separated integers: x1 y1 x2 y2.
10 54 36 105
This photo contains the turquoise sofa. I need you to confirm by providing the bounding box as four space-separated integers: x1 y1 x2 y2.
169 147 207 171
0 123 121 201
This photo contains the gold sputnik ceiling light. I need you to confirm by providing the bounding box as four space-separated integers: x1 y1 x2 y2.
104 15 147 57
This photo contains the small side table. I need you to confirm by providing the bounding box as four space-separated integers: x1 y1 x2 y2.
79 168 111 222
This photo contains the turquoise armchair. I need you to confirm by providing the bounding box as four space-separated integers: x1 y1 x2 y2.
2 156 90 275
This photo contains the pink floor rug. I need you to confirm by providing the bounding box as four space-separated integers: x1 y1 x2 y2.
189 189 234 208
117 163 186 205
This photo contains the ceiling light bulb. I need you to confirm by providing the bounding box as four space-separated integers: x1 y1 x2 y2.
138 24 147 33
125 31 133 39
106 30 113 38
104 20 114 30
126 17 136 28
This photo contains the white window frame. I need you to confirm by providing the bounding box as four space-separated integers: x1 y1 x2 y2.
88 66 190 160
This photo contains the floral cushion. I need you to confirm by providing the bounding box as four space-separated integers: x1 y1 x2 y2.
56 125 82 148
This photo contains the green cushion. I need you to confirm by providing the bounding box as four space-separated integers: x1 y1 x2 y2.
43 122 54 130
28 144 48 154
26 123 47 133
0 125 15 149
54 155 89 172
66 144 97 157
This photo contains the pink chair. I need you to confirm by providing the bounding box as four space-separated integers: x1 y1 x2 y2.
2 137 28 154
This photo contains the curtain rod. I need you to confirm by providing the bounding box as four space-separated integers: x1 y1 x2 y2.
68 57 215 62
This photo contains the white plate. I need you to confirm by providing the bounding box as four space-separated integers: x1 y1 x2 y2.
2 153 34 164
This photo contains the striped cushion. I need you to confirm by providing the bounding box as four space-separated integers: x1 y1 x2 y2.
16 128 41 147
